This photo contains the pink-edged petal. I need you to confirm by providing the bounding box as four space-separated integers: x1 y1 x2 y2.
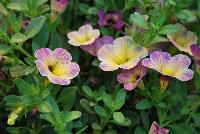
142 58 159 70
117 69 133 83
124 83 138 91
97 45 115 62
52 48 72 64
170 54 191 69
48 75 71 85
99 62 119 71
34 48 52 61
175 69 194 81
79 24 93 33
35 60 49 76
93 29 100 39
150 51 171 66
68 62 80 78
113 36 133 46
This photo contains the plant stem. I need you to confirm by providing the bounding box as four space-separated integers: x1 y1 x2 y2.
13 44 32 58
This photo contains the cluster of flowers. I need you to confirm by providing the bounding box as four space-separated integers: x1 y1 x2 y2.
33 1 200 133
35 24 199 90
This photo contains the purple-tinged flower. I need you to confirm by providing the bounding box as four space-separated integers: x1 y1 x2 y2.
50 0 68 22
117 62 146 91
97 36 148 71
142 51 194 81
51 0 68 13
80 36 114 56
22 20 30 29
167 24 197 55
190 44 200 74
149 121 169 134
191 44 200 61
34 48 80 85
97 10 124 29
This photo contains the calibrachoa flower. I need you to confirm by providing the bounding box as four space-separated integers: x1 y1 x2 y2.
190 44 200 74
50 0 68 22
117 62 146 91
149 121 169 134
167 23 197 55
97 10 124 29
34 48 80 85
142 51 194 81
22 19 30 29
67 24 100 46
51 0 68 13
97 36 148 71
80 36 114 56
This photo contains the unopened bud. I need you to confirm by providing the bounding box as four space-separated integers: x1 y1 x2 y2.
7 106 24 125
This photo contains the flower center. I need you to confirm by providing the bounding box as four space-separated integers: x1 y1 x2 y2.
48 64 68 77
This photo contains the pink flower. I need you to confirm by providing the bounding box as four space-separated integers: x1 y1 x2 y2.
34 48 80 85
149 122 169 134
117 62 146 91
51 0 68 13
97 10 124 29
80 36 114 56
142 51 194 81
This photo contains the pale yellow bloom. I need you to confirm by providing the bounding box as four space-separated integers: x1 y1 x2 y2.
167 23 197 55
97 36 148 71
67 24 100 46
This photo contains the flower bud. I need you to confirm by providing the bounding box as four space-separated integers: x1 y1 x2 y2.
160 75 170 92
7 106 24 125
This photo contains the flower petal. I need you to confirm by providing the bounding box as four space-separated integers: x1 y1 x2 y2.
174 69 194 81
35 60 49 76
52 48 72 64
68 62 80 78
99 62 119 71
34 48 52 61
48 75 71 85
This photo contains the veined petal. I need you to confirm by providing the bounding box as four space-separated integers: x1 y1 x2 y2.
52 48 72 64
34 48 52 61
68 62 80 78
174 69 194 81
48 75 71 85
35 60 49 76
99 62 119 71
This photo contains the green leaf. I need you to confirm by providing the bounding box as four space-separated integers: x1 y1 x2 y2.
9 65 29 77
24 16 46 39
38 101 52 113
176 9 197 23
40 113 54 123
14 78 31 95
80 99 95 114
134 126 146 134
114 89 126 110
20 95 34 106
159 24 179 35
32 22 49 52
192 113 200 124
135 99 152 110
94 106 108 117
102 92 113 109
170 124 198 134
130 12 148 29
113 112 125 124
140 111 150 131
57 87 77 111
64 111 82 122
0 44 12 55
194 73 200 90
82 86 94 98
7 2 27 11
92 123 102 130
10 32 27 44
46 97 60 116
4 95 20 103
